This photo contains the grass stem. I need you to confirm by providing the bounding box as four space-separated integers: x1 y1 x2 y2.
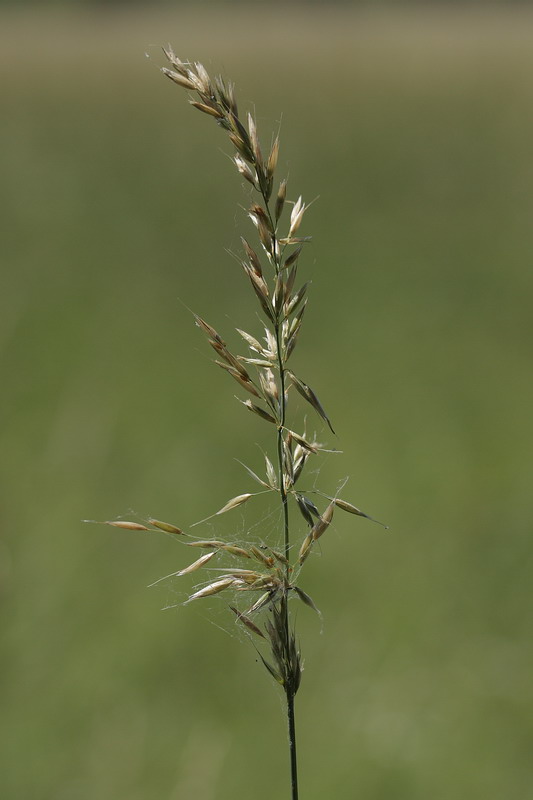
287 689 299 800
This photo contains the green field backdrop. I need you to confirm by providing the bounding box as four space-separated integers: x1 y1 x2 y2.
1 5 532 799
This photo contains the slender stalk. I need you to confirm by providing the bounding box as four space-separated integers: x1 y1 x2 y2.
274 318 299 798
274 315 290 557
242 94 301 798
263 174 299 796
287 689 299 800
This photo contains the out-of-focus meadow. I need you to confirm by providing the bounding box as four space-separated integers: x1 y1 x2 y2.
1 5 532 799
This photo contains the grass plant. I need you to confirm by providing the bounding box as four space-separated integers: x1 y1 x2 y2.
97 48 387 799
4 9 533 799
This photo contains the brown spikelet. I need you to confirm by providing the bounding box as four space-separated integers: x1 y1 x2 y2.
286 282 310 316
210 340 249 377
295 494 314 527
148 519 185 535
246 273 275 323
161 67 198 91
229 132 252 160
230 606 266 639
249 205 274 254
237 397 277 425
236 459 271 489
241 238 263 276
247 113 263 170
162 46 188 75
294 493 320 527
177 551 215 575
285 301 307 360
284 245 302 270
333 498 389 528
267 136 279 179
185 578 235 603
216 361 262 398
226 81 238 117
292 449 308 485
258 652 284 685
105 520 150 531
286 430 318 454
246 591 273 614
190 100 223 118
259 368 279 410
194 62 212 95
245 265 270 301
287 371 335 434
293 585 321 615
186 540 226 549
215 493 253 515
234 155 257 186
282 437 295 492
273 272 285 313
311 501 335 540
298 533 314 565
270 548 290 566
289 196 307 237
275 178 287 222
284 263 298 302
194 314 226 346
249 204 272 231
221 545 252 558
264 454 277 489
236 327 264 354
250 545 275 568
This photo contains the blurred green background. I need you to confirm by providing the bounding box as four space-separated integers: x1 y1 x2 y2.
2 3 532 799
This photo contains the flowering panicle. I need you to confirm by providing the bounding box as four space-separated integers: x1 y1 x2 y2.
95 50 387 800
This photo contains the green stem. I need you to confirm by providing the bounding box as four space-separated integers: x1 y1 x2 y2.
261 180 299 800
286 689 299 800
275 314 299 800
275 325 290 559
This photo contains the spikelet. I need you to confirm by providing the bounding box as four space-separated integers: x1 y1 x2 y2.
185 578 236 604
104 520 149 531
148 519 184 535
230 606 266 639
216 493 253 515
